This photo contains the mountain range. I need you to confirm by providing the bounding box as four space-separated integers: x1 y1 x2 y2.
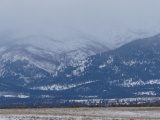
1 34 160 107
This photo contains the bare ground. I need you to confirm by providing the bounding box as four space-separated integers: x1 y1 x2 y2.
0 107 160 120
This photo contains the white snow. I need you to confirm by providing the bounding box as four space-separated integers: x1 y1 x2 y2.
0 92 29 98
123 60 152 66
31 80 99 91
135 91 156 96
99 63 106 69
121 79 160 87
0 50 57 74
1 94 29 98
71 59 92 77
123 60 137 66
107 56 114 64
15 34 108 54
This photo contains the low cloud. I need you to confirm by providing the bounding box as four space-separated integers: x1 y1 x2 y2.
0 0 160 47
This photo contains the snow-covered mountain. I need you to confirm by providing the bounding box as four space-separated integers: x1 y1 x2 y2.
2 34 160 107
55 33 160 100
0 33 109 94
0 34 109 74
103 26 160 49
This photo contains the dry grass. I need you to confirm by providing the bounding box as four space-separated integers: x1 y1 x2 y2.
0 107 160 119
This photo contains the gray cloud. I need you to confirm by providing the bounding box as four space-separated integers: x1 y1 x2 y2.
1 0 160 47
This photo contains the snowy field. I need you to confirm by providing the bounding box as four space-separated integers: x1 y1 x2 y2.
0 107 160 120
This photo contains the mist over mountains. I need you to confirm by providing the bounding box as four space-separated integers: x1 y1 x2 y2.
1 0 160 107
1 0 160 48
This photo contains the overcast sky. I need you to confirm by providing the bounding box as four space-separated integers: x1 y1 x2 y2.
1 0 160 47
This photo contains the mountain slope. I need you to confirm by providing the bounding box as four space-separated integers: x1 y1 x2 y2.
1 34 160 106
38 34 160 100
0 35 109 105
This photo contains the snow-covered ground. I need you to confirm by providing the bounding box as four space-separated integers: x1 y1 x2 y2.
0 107 160 120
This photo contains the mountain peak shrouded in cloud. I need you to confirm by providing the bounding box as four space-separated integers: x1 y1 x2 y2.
1 0 160 48
2 0 160 108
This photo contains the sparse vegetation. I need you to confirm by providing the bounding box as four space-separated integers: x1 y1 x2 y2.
0 107 160 119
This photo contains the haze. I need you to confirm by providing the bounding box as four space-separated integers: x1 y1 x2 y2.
0 0 160 48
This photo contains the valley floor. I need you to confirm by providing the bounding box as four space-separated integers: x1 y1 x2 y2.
0 107 160 120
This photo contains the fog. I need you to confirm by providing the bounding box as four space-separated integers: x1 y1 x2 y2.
1 0 160 48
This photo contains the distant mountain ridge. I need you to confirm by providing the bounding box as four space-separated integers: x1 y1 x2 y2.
1 34 160 107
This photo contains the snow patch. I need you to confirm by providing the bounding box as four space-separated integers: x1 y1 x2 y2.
99 63 106 69
107 56 114 64
121 79 160 87
31 80 99 91
1 94 29 98
135 91 156 96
